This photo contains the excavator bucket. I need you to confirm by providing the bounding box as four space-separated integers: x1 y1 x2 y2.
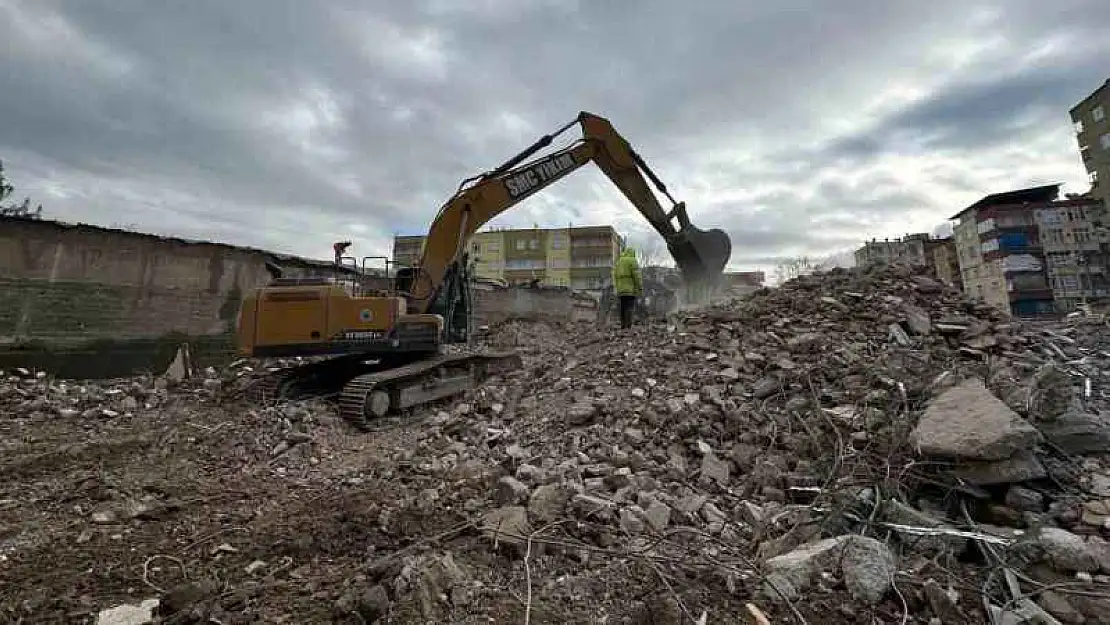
663 202 732 288
668 225 732 285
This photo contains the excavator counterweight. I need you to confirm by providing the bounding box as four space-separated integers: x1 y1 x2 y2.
237 111 732 425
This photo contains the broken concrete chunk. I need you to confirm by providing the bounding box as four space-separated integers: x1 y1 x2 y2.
620 507 646 534
1028 364 1077 421
643 499 672 533
675 493 708 517
699 452 730 487
841 536 896 604
910 378 1042 461
95 599 159 625
494 476 530 505
479 506 531 546
1081 500 1110 527
1038 410 1110 455
565 403 597 426
1037 590 1085 624
881 500 967 556
888 323 911 346
923 579 963 623
752 376 779 399
762 535 851 601
527 484 571 523
762 535 893 604
950 449 1047 486
1036 527 1100 573
1004 486 1045 513
903 304 932 335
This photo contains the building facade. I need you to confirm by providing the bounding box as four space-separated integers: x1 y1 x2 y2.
391 225 622 289
568 226 622 290
1071 78 1110 209
952 185 1063 317
392 235 425 269
931 237 963 291
1035 197 1110 311
853 234 930 268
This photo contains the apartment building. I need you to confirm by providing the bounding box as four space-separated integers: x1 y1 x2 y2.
392 235 425 268
567 226 623 289
931 237 963 291
1071 78 1110 209
853 233 930 268
952 185 1058 317
391 225 622 289
1036 196 1110 311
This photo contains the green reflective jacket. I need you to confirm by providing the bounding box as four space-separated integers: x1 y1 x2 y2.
612 248 643 296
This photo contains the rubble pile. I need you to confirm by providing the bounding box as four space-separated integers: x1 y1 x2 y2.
371 265 1110 623
7 264 1110 623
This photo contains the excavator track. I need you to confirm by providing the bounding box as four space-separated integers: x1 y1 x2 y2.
337 351 521 429
244 355 385 404
242 350 522 429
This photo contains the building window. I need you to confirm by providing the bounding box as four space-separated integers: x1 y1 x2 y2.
487 240 500 252
1092 171 1100 185
1095 105 1106 122
515 239 526 250
551 234 567 249
472 243 480 254
528 239 538 250
1101 133 1110 150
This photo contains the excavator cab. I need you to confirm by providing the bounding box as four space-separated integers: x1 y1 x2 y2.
395 254 473 345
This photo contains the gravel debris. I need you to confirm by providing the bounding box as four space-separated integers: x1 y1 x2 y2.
6 264 1110 623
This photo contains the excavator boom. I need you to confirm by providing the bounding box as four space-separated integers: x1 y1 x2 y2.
406 111 731 312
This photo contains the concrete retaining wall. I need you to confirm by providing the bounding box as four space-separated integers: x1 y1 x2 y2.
473 286 598 327
0 217 354 377
0 217 346 346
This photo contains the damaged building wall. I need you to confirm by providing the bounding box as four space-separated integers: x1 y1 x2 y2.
472 285 599 327
0 216 341 345
0 217 349 377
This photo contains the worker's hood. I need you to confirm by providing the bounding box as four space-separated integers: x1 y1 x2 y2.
620 248 637 259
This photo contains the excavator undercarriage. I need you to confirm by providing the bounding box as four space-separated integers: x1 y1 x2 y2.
245 348 521 429
240 252 525 429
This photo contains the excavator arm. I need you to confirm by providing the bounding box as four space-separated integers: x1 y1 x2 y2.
405 111 732 313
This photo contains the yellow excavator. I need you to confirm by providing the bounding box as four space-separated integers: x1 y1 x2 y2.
236 111 731 427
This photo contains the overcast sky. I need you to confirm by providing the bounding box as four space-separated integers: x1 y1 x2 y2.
1 1 1106 273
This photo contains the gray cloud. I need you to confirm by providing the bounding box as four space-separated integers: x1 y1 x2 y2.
0 0 1106 277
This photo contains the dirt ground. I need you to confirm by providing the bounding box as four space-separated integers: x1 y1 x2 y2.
0 372 696 624
0 364 908 624
6 265 1110 624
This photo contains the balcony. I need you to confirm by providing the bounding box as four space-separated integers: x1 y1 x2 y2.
1008 288 1053 302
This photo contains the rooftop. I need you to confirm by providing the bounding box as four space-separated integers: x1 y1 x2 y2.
1069 77 1110 116
1 214 348 273
949 183 1062 220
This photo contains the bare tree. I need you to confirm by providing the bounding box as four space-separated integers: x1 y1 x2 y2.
0 160 43 219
